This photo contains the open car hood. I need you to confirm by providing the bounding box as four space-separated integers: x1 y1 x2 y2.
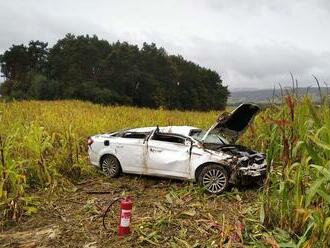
202 103 260 143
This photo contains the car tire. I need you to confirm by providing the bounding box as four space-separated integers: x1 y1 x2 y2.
197 164 229 194
101 155 121 178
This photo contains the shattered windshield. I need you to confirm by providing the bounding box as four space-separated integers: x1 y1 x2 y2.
190 129 229 145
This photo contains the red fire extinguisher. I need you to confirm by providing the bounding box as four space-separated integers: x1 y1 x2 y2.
103 196 133 236
118 196 133 236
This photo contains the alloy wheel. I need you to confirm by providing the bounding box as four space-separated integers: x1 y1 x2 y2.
202 168 227 193
102 156 118 177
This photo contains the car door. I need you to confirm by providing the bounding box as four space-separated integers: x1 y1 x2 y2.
114 132 147 173
146 132 191 179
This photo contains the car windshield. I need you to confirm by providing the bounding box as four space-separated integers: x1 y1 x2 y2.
190 129 229 145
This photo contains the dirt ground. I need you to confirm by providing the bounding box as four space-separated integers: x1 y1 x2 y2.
0 173 260 248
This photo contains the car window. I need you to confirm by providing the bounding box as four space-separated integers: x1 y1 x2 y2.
189 129 204 140
151 133 185 144
189 129 228 145
121 132 149 139
204 134 224 144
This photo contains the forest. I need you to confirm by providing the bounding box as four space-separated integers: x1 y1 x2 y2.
0 34 229 110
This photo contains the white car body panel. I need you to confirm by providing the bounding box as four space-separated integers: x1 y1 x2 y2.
111 137 145 173
88 126 233 181
146 139 190 178
88 104 267 191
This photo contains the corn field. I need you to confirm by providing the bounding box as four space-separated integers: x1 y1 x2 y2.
0 96 329 247
241 94 330 247
0 101 218 223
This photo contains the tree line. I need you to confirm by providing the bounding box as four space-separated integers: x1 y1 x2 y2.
0 34 229 110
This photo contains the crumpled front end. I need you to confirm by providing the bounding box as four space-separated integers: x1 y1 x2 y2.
230 147 267 185
237 152 267 177
205 144 268 185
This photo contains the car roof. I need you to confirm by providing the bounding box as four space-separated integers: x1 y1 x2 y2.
127 126 200 137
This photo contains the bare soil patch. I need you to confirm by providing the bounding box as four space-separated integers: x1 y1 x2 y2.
0 173 259 247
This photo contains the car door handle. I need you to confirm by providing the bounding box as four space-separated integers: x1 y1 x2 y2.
116 145 124 148
150 148 162 153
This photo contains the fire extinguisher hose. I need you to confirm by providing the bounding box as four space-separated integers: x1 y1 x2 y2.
102 197 122 230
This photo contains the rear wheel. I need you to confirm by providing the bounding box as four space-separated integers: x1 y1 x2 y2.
101 155 121 178
198 164 229 194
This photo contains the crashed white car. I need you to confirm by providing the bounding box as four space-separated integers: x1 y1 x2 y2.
88 103 267 194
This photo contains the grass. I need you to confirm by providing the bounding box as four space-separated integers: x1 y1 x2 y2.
1 175 257 247
0 95 330 247
0 100 220 224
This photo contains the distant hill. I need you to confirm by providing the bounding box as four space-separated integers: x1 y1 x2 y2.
228 87 329 105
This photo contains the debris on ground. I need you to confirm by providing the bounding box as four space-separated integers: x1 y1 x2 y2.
0 174 259 247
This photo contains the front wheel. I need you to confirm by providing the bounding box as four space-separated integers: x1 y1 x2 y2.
197 164 229 194
101 155 121 178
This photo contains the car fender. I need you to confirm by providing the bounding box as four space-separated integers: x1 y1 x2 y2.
97 146 119 167
188 147 233 180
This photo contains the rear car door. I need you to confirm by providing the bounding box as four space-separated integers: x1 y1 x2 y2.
114 132 148 173
146 132 191 179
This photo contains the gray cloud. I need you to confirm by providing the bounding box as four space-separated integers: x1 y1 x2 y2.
0 0 329 88
164 38 330 89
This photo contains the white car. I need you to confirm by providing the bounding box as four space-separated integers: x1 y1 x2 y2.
88 103 267 194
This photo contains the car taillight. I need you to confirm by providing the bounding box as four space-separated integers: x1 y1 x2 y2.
87 137 94 146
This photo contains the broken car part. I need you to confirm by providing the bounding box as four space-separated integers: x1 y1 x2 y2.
88 103 267 194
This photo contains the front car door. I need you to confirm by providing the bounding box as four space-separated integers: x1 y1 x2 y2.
146 132 191 179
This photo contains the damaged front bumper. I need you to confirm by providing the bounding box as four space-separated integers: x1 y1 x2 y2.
238 161 267 176
229 158 267 185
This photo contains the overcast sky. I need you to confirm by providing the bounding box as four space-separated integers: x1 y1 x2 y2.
0 0 329 89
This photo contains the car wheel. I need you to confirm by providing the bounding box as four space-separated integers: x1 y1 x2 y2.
198 164 229 194
101 155 121 178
